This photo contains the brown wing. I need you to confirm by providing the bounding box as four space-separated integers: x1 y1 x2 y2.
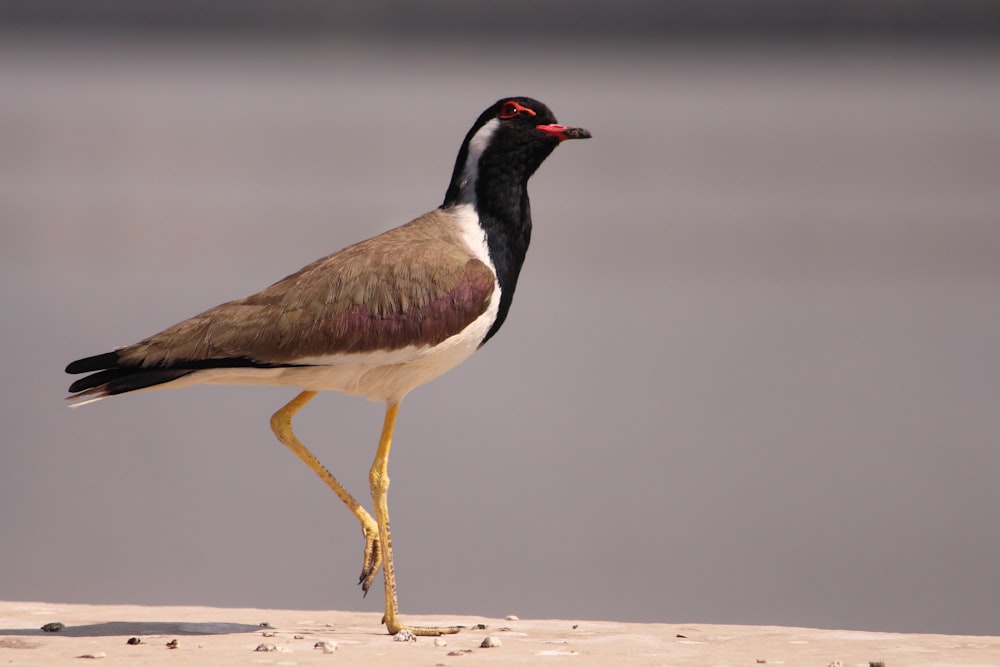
117 211 496 367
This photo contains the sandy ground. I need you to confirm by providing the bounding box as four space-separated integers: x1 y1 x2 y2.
0 601 996 666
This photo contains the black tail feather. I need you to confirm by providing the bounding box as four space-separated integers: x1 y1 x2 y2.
67 367 198 395
103 369 197 395
66 352 297 400
68 368 135 393
66 351 121 374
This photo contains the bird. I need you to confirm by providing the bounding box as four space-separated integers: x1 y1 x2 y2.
65 96 590 636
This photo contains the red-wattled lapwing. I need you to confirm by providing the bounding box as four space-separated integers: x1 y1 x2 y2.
65 97 590 636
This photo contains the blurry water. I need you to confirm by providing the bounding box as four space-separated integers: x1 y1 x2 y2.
1 36 998 634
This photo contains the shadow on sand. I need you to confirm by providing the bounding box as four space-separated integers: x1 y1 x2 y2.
0 620 260 637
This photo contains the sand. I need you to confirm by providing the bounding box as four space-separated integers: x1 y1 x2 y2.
0 601 997 666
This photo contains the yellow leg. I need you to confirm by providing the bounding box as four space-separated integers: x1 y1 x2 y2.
369 402 462 636
270 390 382 593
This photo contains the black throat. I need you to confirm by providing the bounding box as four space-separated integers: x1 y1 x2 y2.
442 122 556 346
471 179 532 346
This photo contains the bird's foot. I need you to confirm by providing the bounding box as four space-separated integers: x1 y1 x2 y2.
358 524 382 595
383 614 463 637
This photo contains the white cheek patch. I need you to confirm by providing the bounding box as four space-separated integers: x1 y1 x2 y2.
457 118 499 204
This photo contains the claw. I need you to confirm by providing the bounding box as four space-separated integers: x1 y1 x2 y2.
358 525 382 596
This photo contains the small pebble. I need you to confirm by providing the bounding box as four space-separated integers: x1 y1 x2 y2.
434 637 447 647
165 639 179 649
869 662 885 667
41 622 65 633
262 631 275 637
472 623 488 630
77 652 107 659
505 615 519 621
393 628 417 642
757 660 767 664
314 640 338 653
254 643 277 652
480 635 502 648
447 649 473 656
293 634 305 640
259 622 272 628
572 624 579 630
126 637 141 645
827 662 842 667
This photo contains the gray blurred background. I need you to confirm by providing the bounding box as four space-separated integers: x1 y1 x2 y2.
2 1 999 637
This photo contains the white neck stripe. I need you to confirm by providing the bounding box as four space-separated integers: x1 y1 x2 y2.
456 118 500 205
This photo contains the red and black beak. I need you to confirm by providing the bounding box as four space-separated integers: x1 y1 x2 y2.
536 124 593 141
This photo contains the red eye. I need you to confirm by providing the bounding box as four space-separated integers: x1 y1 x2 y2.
499 100 536 120
499 102 520 119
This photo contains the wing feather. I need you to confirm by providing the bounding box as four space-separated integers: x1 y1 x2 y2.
116 211 496 368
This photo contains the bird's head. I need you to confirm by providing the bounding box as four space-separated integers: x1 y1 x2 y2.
444 97 591 208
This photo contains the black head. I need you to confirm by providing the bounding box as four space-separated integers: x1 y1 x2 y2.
443 97 591 208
